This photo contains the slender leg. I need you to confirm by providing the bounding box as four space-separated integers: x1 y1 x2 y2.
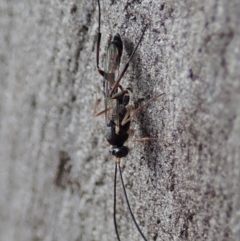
121 93 165 126
94 98 111 117
121 105 132 126
94 98 101 116
96 0 105 76
132 137 158 142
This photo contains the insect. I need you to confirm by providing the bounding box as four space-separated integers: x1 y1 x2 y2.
95 0 163 240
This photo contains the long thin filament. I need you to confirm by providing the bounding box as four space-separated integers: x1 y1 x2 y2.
118 162 148 241
114 162 121 241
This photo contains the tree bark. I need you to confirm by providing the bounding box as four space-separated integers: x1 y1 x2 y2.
0 0 239 241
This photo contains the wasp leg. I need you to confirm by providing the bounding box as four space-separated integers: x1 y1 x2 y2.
111 89 129 100
120 105 132 126
121 93 165 125
94 98 101 116
127 129 134 139
96 0 104 77
132 137 158 142
94 98 111 117
127 129 158 142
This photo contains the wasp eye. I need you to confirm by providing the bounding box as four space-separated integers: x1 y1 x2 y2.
109 146 129 158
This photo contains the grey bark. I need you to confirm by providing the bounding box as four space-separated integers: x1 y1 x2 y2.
0 0 239 241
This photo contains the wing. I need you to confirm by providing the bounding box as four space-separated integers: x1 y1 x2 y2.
103 38 122 125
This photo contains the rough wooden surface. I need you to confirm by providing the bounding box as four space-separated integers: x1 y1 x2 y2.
0 0 240 241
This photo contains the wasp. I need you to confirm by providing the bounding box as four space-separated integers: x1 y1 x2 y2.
95 1 163 240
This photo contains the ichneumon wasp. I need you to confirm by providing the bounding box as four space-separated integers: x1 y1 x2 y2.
95 0 164 240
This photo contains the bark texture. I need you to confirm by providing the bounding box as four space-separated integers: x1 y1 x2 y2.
0 0 240 241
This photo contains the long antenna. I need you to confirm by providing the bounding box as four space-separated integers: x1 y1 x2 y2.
118 162 148 241
114 162 121 241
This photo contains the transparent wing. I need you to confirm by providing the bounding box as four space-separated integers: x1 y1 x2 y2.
103 42 121 125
